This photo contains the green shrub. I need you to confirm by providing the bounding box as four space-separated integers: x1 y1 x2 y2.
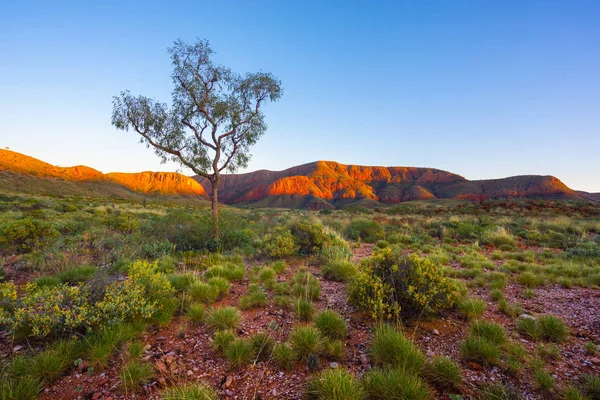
345 219 384 243
319 238 353 264
0 217 59 254
290 220 327 254
321 260 358 282
362 368 432 400
423 356 462 391
470 320 506 345
161 383 218 400
206 307 241 331
272 342 296 370
315 310 348 340
187 303 206 325
289 326 323 360
263 229 299 258
349 249 460 320
370 325 424 374
225 339 255 368
121 360 154 392
460 336 500 366
457 297 486 320
306 369 365 400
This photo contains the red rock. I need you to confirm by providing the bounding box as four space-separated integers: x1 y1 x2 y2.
92 393 102 400
468 362 483 371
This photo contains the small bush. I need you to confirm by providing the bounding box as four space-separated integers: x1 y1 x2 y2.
263 229 299 258
225 339 255 369
315 310 348 340
306 368 365 400
537 314 568 342
161 383 218 400
239 285 268 310
345 219 384 243
291 270 321 301
370 324 424 374
206 307 241 331
362 368 432 400
423 356 462 391
323 339 344 361
321 260 358 282
207 276 231 298
516 317 539 340
272 342 296 370
290 220 327 254
295 298 315 322
0 217 59 253
289 326 323 360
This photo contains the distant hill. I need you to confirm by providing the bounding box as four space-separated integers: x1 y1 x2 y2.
0 149 208 201
194 161 582 209
577 191 600 202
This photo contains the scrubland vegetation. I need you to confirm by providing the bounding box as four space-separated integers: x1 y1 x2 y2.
0 193 599 399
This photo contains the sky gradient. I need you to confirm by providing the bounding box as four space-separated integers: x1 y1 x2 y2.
1 1 599 191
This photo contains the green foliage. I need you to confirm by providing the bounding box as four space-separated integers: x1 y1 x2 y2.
290 220 327 254
225 338 255 368
581 374 600 399
306 369 365 400
120 360 154 392
188 281 218 303
186 303 206 325
291 270 321 301
288 325 323 360
477 383 522 400
272 342 296 369
536 314 568 342
205 306 241 331
456 297 486 320
321 260 358 282
0 377 42 400
362 368 432 400
294 298 315 321
516 317 539 340
213 330 236 354
370 325 424 374
167 273 196 292
161 383 219 400
55 265 98 284
469 320 506 345
537 343 561 361
239 284 268 310
323 339 344 361
345 219 384 243
263 229 299 258
423 356 462 391
0 217 59 254
314 310 348 340
207 276 231 298
460 336 500 366
250 332 275 361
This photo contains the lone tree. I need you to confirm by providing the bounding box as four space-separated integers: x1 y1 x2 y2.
112 39 282 238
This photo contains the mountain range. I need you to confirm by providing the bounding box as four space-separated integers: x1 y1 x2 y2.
0 149 597 208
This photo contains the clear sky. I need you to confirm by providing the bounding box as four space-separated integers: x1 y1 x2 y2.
1 0 599 191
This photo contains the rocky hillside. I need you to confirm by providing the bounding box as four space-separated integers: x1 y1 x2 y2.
0 149 208 200
195 161 582 209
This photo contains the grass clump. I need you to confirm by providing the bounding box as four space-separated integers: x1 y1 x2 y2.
250 332 275 361
291 270 321 301
370 324 424 374
477 383 522 400
0 377 42 400
423 356 462 391
306 368 365 400
537 314 568 342
323 339 344 361
288 326 323 360
457 297 486 320
207 276 231 298
186 303 206 325
272 342 296 370
225 339 255 369
470 320 506 345
461 336 501 367
121 360 154 392
295 298 315 322
213 330 236 354
362 368 432 400
55 265 97 284
239 284 268 310
205 306 241 331
188 281 218 303
321 260 358 282
537 343 561 361
314 310 347 340
581 374 600 399
161 383 218 400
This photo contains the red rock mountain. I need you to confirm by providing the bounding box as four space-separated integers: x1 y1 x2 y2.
194 161 582 209
0 149 208 199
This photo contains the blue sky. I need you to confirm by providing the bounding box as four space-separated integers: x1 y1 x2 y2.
1 0 599 191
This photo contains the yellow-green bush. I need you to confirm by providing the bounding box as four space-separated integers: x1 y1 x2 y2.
349 248 460 320
263 229 299 258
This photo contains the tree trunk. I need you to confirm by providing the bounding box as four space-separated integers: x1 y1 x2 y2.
211 180 219 242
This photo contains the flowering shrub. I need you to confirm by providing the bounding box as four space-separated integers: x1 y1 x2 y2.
349 248 460 320
0 217 59 254
0 260 173 338
290 220 327 255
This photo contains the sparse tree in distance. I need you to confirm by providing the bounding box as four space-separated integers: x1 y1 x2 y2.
112 38 282 239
